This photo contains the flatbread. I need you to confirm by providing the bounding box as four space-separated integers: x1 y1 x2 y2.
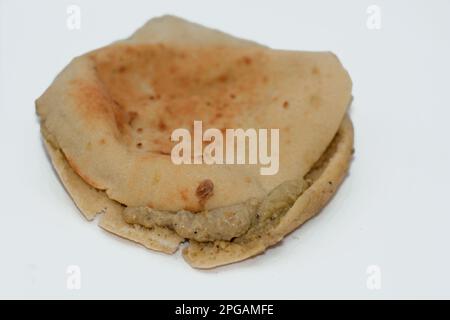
36 15 352 212
36 15 354 267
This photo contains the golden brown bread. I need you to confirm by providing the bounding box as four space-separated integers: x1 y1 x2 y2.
36 16 352 213
36 15 354 267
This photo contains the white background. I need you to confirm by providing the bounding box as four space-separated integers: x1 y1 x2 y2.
1 0 450 299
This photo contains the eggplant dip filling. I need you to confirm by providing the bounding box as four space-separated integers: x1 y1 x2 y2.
121 116 347 248
122 179 306 242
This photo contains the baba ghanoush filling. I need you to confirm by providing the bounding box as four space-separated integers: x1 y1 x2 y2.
123 179 306 242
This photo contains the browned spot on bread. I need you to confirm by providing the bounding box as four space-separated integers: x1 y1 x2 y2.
158 119 167 131
136 127 143 133
196 179 214 205
180 189 189 201
169 65 178 74
113 112 126 133
312 66 320 75
127 111 138 126
136 142 143 149
282 101 289 109
242 56 252 65
99 138 106 145
217 74 228 83
156 150 171 156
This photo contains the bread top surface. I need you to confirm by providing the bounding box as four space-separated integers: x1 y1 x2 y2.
36 16 352 212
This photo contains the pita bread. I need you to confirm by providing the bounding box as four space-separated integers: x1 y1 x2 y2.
36 15 354 267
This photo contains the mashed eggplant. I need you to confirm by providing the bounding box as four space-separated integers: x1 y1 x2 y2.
123 179 306 242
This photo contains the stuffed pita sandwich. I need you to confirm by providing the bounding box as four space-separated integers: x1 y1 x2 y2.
36 15 354 268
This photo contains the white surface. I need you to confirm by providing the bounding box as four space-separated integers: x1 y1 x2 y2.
1 0 450 299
